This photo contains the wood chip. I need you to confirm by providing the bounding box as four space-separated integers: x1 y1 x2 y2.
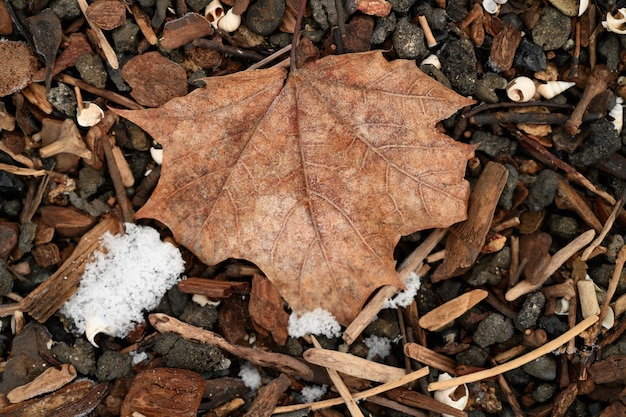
249 274 289 345
177 277 249 297
85 0 126 30
0 380 95 416
39 205 97 237
7 364 76 403
160 12 214 50
243 374 290 417
385 388 467 417
418 289 488 331
489 24 521 72
403 343 456 375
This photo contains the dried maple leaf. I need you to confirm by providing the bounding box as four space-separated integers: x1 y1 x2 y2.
115 51 474 325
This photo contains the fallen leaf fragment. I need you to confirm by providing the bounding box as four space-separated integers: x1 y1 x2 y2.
116 51 474 325
27 9 62 92
0 40 40 97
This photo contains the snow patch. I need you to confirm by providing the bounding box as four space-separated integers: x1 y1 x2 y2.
384 271 421 309
287 308 342 338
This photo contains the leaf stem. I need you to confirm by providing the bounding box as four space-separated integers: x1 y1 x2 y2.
290 0 308 70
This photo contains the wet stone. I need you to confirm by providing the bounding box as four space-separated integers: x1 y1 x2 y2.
471 131 517 157
570 119 621 167
415 3 446 31
152 0 169 28
473 313 514 348
52 338 97 375
589 263 626 296
475 74 508 104
112 21 140 53
514 292 546 331
269 32 293 48
392 18 426 60
548 214 579 241
75 53 108 88
96 350 133 381
47 82 76 117
364 316 400 340
526 169 559 211
499 164 518 210
371 13 396 45
2 199 21 218
246 0 285 36
505 368 530 386
531 7 571 51
456 346 489 367
522 355 557 380
439 38 477 96
445 0 468 22
186 0 211 11
180 303 218 330
533 383 556 402
310 0 336 30
514 38 547 72
468 246 511 286
501 13 523 31
282 337 304 357
49 0 81 20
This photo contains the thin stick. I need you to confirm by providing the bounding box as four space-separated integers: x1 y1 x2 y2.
589 245 626 342
0 163 46 176
58 74 144 110
102 136 135 223
311 336 364 417
289 0 308 69
272 367 430 414
247 44 292 70
580 191 626 261
427 315 598 391
76 0 119 69
343 228 447 344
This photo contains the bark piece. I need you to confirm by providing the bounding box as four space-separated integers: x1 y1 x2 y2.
0 380 95 417
85 0 126 30
39 206 96 237
0 0 11 34
7 364 76 403
243 374 290 417
418 289 488 331
519 231 551 284
403 343 456 375
121 368 205 417
33 33 93 85
589 355 626 384
121 51 188 107
178 277 249 298
385 388 467 417
249 274 289 345
0 40 40 97
27 9 62 92
31 243 60 268
160 12 213 49
489 24 521 72
0 222 19 258
115 51 474 325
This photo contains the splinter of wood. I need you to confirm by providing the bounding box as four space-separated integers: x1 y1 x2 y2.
418 289 488 331
427 315 598 391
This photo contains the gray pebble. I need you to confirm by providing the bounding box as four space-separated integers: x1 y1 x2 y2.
445 0 468 22
47 82 77 117
526 169 559 211
52 338 96 375
69 192 111 217
538 315 569 337
499 164 518 210
388 0 417 14
78 166 105 198
589 263 626 296
137 0 155 7
531 8 571 51
2 200 22 218
473 313 514 348
440 38 477 96
456 346 489 367
124 120 150 151
548 214 579 241
514 292 546 331
605 234 624 263
414 3 446 31
269 32 293 49
155 334 231 373
310 0 336 30
501 13 523 31
75 53 108 89
246 0 285 36
469 246 511 286
371 14 396 45
282 337 304 357
475 74 508 104
113 22 140 53
364 317 400 340
598 35 621 72
522 355 556 380
96 350 132 381
107 54 130 92
349 341 369 358
470 131 517 157
419 64 451 88
392 18 426 60
505 368 530 386
152 0 169 28
0 261 13 296
514 37 547 72
532 383 556 402
570 119 621 166
49 0 81 20
187 0 211 11
180 303 218 330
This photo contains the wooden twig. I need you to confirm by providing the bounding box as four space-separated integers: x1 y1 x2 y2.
102 135 135 223
555 178 603 233
385 387 467 417
505 230 595 301
58 74 144 110
76 0 118 69
418 289 487 331
243 374 290 417
403 343 456 375
491 358 524 417
177 278 249 298
427 315 598 391
303 347 407 383
343 228 447 345
365 395 428 417
149 313 314 380
581 191 626 261
272 367 430 414
310 336 364 417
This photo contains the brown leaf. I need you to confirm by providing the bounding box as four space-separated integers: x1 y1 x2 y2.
27 9 62 92
0 40 40 97
115 51 474 325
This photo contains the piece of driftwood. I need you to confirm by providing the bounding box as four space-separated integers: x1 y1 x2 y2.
178 278 249 298
149 313 314 380
403 343 456 375
385 387 467 417
505 229 595 301
0 380 96 417
20 216 123 321
434 162 508 281
555 178 603 232
343 228 447 345
7 364 76 403
418 289 487 331
272 367 430 414
428 315 598 391
243 374 290 417
303 347 407 383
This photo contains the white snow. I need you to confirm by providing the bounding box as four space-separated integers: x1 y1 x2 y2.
383 271 421 309
287 308 342 338
364 335 392 360
239 361 262 390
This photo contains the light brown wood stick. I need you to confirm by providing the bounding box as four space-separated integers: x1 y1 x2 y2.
272 367 429 414
427 315 598 391
403 343 456 375
505 229 595 301
311 336 364 417
149 313 314 380
418 289 488 331
303 348 407 383
343 228 447 344
76 0 118 69
581 192 625 261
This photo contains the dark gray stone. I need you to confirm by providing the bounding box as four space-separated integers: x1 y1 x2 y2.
505 368 530 386
419 64 451 88
364 317 400 340
446 0 469 22
310 0 336 30
180 303 219 330
589 263 626 296
456 346 489 367
440 38 477 96
52 338 96 375
112 22 140 53
246 0 285 36
471 131 517 157
605 234 624 263
47 82 77 117
388 0 417 14
499 164 518 210
548 214 579 241
475 74 508 104
469 247 511 286
0 261 13 297
514 38 547 72
473 313 514 348
78 167 106 199
392 18 426 60
570 119 621 166
371 14 396 45
515 292 546 331
155 335 230 373
96 350 132 381
531 7 571 51
49 0 81 20
75 53 108 89
522 355 556 380
526 169 559 211
187 0 211 11
598 35 621 72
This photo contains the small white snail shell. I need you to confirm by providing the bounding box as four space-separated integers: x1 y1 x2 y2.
506 77 536 102
554 298 570 316
482 0 499 14
578 0 589 16
217 9 241 32
150 144 163 165
536 80 575 99
602 8 626 34
76 102 105 127
205 0 224 29
85 316 116 347
433 373 469 417
603 306 615 329
609 97 623 133
420 54 441 69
